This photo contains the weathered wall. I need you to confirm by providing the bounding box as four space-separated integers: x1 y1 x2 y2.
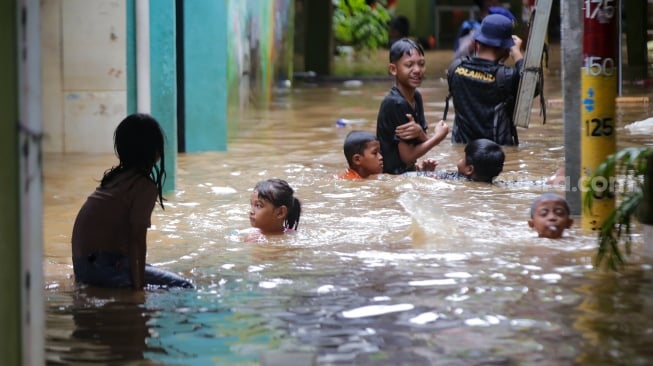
42 0 126 153
41 0 294 154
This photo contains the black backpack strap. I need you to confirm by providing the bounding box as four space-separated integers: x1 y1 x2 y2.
495 66 519 145
443 57 469 121
443 94 453 121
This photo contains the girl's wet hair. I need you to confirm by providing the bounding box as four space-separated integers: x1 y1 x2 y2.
465 138 505 182
102 113 167 209
343 130 378 166
389 37 424 63
254 178 301 230
530 193 570 218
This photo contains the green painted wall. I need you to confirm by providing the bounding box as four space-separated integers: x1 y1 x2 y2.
226 0 295 107
183 0 227 152
394 0 524 48
125 0 177 192
150 1 177 193
0 0 21 364
126 0 294 189
394 0 433 43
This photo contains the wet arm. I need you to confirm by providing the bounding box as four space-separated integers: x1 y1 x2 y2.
128 177 158 290
510 35 523 63
397 120 449 164
395 117 427 142
128 226 147 290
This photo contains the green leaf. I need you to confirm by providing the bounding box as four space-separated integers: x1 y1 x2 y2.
586 147 652 271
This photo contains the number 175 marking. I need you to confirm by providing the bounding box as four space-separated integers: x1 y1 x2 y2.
585 0 615 19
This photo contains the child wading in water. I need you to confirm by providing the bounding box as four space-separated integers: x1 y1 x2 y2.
248 179 301 238
406 138 505 183
336 130 384 180
376 37 449 174
71 113 193 290
528 193 574 239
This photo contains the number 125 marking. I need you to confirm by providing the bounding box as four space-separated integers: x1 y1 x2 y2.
585 118 614 137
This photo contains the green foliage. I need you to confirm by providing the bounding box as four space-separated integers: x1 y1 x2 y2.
332 0 391 52
583 147 652 270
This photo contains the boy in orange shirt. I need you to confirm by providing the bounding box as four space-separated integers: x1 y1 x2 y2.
336 130 384 180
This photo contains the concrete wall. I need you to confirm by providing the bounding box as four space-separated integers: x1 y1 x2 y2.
42 0 126 153
41 0 294 154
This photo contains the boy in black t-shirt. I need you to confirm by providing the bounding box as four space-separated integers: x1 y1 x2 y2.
376 38 449 174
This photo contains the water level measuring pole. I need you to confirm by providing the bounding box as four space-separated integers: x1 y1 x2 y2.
581 0 618 230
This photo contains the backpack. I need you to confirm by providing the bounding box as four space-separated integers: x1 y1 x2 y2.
443 57 519 146
442 56 468 122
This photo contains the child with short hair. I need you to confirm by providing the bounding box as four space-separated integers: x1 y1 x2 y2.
410 138 505 183
376 37 449 175
249 178 301 236
528 193 574 239
336 130 384 180
71 113 193 290
455 138 505 182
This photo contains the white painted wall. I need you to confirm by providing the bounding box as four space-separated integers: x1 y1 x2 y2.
41 0 127 153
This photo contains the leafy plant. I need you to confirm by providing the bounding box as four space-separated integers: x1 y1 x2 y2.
584 146 653 270
332 0 391 53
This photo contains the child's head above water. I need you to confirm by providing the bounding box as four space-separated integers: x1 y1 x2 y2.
457 138 505 183
114 113 166 172
343 130 383 179
249 178 301 235
388 38 426 91
528 193 574 239
105 113 167 208
388 37 424 63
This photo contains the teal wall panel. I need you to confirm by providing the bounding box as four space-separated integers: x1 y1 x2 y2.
183 0 227 152
126 0 136 114
150 1 177 192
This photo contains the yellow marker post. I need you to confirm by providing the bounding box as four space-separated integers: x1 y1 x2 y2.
581 0 618 230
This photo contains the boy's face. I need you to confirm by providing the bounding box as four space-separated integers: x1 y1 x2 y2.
388 49 425 90
456 155 473 177
528 198 574 239
354 141 383 178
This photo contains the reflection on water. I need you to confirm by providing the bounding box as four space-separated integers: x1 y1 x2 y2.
46 288 156 364
44 48 653 365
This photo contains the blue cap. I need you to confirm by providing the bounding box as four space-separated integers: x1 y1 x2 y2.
488 6 517 22
474 13 515 49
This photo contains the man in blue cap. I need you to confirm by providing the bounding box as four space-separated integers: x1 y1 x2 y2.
453 3 517 59
446 13 526 146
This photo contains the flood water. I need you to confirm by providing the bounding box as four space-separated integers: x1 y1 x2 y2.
44 47 653 365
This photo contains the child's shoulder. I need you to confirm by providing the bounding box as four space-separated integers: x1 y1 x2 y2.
381 86 410 105
105 170 156 193
335 169 363 180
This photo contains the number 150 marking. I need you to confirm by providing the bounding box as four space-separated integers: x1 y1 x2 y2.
584 56 615 76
